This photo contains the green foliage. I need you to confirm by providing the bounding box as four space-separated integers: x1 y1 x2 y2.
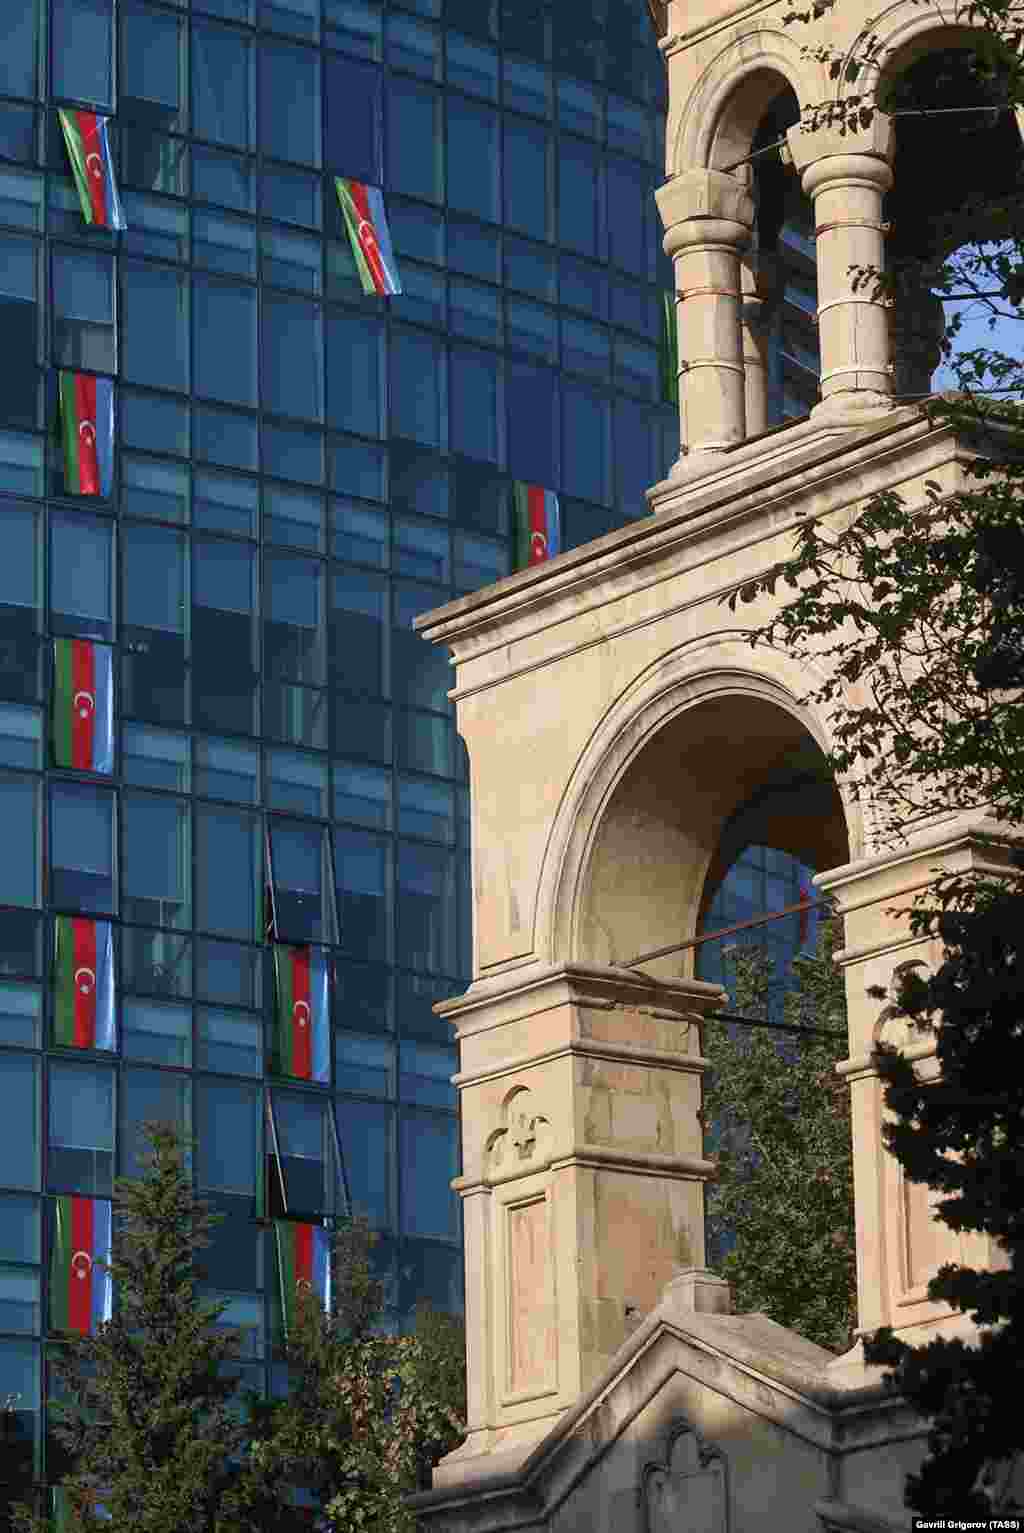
9 1121 261 1533
862 882 1024 1515
247 1214 466 1533
703 917 856 1353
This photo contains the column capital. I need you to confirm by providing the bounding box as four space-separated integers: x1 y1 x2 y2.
785 111 894 182
655 167 755 238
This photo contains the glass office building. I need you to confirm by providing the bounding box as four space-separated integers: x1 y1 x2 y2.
0 0 684 1504
0 0 823 1507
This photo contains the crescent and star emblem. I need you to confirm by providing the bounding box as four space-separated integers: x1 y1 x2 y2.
71 1250 93 1280
79 420 96 448
531 530 548 557
74 965 96 997
292 1000 311 1030
85 151 104 182
73 688 96 721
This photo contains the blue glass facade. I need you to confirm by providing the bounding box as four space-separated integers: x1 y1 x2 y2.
0 0 683 1501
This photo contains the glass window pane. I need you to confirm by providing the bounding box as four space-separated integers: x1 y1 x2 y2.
326 311 383 440
48 1061 114 1197
195 937 261 1010
266 749 328 817
336 1098 391 1227
390 328 445 448
270 1090 341 1217
0 774 39 908
503 53 551 118
450 344 502 464
0 1194 39 1263
262 294 322 422
400 1109 457 1238
49 783 115 916
268 820 334 944
195 737 259 804
193 146 255 213
192 538 257 736
333 761 390 830
507 361 557 489
396 841 454 975
386 78 442 203
392 582 451 712
397 777 453 842
51 246 114 376
264 553 324 687
503 117 550 238
329 569 386 697
122 998 191 1066
194 470 258 537
393 518 449 583
558 137 604 259
122 260 189 392
53 0 113 108
2 0 40 99
447 31 497 97
395 708 450 777
49 513 111 642
0 1054 39 1189
386 14 440 79
324 53 381 182
120 1067 191 1178
192 21 255 151
399 1040 456 1109
197 1007 262 1077
259 40 321 168
446 97 499 222
194 276 257 408
562 380 611 504
195 805 259 939
607 158 648 277
334 958 389 1034
0 983 41 1048
333 827 389 962
121 793 190 931
198 1079 259 1194
122 0 185 131
331 694 390 765
330 500 388 567
335 1032 392 1096
194 212 257 279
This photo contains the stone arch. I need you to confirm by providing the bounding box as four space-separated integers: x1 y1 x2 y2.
671 34 823 174
535 634 861 977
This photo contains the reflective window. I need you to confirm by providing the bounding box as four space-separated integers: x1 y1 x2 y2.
53 0 113 109
329 570 386 698
51 246 115 376
0 774 39 909
121 523 187 728
262 294 323 423
396 841 454 976
121 793 191 931
558 137 605 259
0 1194 40 1264
399 1040 456 1109
324 53 381 182
450 344 502 464
2 0 40 99
0 1053 39 1190
267 749 328 817
333 827 389 962
120 1067 191 1178
49 513 112 642
198 1078 260 1196
0 983 41 1049
335 1031 392 1097
194 276 257 408
507 360 557 488
400 1109 457 1239
192 538 257 735
447 97 499 223
267 819 335 944
503 117 551 239
47 1061 114 1197
259 40 321 169
386 78 443 204
336 1097 391 1227
0 235 38 429
326 310 383 440
267 1090 342 1218
192 21 255 152
562 379 611 504
48 783 115 916
390 327 446 448
122 1 186 133
392 582 450 713
197 1006 262 1078
122 261 189 392
122 998 191 1067
195 805 260 940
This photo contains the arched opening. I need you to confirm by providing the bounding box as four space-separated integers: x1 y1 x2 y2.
574 688 849 980
879 41 1023 396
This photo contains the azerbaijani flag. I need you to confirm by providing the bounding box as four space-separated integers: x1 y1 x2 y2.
53 916 116 1051
59 371 114 498
335 178 402 296
513 483 560 570
50 1195 113 1336
53 1488 112 1530
52 638 114 773
660 290 679 406
272 944 330 1083
274 1219 331 1337
57 109 126 231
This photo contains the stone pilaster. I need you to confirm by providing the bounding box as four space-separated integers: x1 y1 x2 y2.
741 253 775 437
787 116 895 417
655 169 754 465
817 812 1019 1344
433 962 724 1477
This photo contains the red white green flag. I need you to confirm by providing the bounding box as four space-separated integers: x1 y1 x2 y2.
272 944 329 1083
59 371 114 498
49 1195 113 1335
335 178 402 296
53 916 116 1051
52 1487 111 1530
57 108 126 231
51 637 114 773
274 1219 331 1338
513 483 560 570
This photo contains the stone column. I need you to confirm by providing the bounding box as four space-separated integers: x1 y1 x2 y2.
431 962 724 1479
655 169 755 465
741 253 776 437
787 116 895 416
816 812 1017 1348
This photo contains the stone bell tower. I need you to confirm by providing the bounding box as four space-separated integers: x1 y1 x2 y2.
407 1 1023 1529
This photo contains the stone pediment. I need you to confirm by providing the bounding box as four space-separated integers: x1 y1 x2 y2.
412 1277 920 1533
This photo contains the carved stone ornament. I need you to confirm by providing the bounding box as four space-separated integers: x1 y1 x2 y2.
485 1085 550 1174
643 1420 730 1533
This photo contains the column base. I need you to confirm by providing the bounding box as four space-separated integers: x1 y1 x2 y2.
811 390 896 425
